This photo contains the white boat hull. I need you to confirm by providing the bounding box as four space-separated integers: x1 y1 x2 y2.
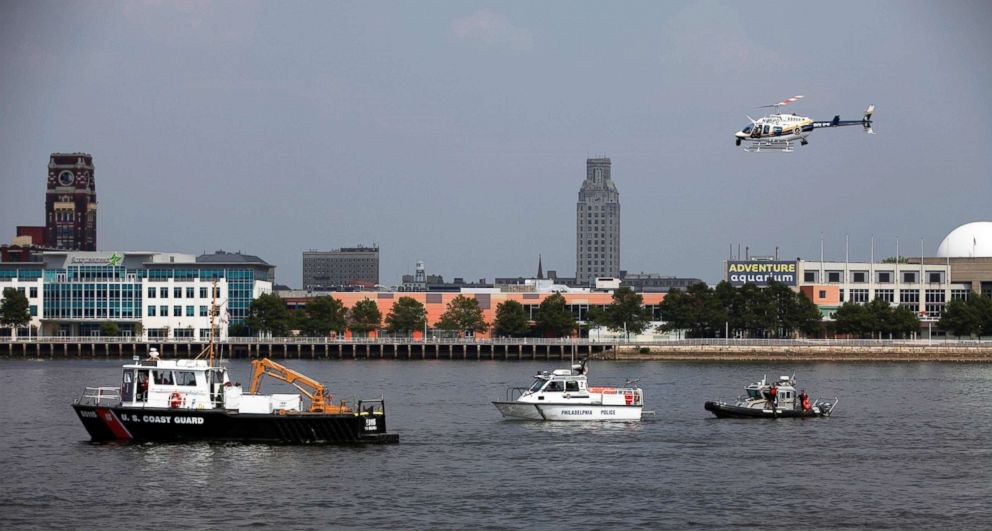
493 401 642 421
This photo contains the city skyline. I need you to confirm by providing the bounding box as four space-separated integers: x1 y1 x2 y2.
2 2 991 289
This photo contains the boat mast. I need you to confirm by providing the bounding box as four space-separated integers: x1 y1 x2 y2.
208 279 217 368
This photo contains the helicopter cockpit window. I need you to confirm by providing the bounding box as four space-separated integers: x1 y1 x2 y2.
742 125 753 133
762 125 770 134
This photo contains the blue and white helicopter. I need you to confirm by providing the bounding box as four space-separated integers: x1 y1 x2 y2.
735 95 874 152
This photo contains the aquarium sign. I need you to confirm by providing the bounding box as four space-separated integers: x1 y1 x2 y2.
726 261 797 286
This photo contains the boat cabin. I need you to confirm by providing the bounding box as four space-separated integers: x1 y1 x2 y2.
120 354 229 409
527 368 589 397
743 375 798 408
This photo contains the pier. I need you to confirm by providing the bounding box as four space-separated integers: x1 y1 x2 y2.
2 337 991 361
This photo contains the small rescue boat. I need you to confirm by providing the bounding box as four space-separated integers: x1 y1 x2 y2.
704 374 837 419
493 361 644 421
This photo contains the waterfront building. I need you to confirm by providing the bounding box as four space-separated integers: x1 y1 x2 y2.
621 272 704 293
303 245 379 290
276 289 665 339
0 250 274 339
576 158 621 285
724 222 992 321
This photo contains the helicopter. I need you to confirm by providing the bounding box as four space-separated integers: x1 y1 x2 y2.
735 95 874 152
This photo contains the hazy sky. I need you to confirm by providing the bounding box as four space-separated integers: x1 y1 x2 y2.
2 1 990 288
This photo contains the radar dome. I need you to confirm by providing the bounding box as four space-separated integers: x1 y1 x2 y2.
936 222 992 258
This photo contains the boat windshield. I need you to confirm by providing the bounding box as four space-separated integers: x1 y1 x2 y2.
746 388 762 398
529 379 547 393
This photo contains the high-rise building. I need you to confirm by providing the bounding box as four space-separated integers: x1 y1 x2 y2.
303 245 379 290
45 153 97 251
576 158 620 285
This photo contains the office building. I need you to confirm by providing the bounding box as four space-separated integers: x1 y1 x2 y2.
303 245 379 290
576 158 620 285
0 250 274 338
45 153 98 251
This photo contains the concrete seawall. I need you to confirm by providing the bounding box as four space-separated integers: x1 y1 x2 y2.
601 345 992 362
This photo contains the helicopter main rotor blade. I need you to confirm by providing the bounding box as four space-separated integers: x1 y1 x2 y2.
758 94 804 108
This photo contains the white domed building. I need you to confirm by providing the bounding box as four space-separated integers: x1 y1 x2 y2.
927 222 992 300
936 222 992 258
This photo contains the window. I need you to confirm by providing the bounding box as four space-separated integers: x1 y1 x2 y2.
200 306 208 317
186 305 194 317
899 290 919 304
818 290 827 299
565 381 579 392
29 287 37 298
153 370 174 385
160 305 168 316
174 328 193 338
827 271 841 283
173 305 181 317
148 287 156 298
30 305 37 316
902 272 917 283
174 287 182 298
852 271 867 283
160 287 168 298
875 289 894 303
927 271 943 283
148 306 156 317
850 289 870 303
950 289 970 301
877 271 892 283
804 271 817 283
200 287 208 299
925 290 945 303
839 289 845 302
174 371 197 386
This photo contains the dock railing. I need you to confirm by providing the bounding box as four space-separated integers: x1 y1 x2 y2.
7 336 992 347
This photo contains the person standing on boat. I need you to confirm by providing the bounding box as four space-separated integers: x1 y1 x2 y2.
768 383 778 412
799 390 810 411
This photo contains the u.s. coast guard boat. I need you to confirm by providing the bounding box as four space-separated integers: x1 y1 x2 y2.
493 361 644 421
72 349 398 444
71 295 398 444
704 374 837 419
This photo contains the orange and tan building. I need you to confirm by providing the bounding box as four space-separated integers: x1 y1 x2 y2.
278 290 666 339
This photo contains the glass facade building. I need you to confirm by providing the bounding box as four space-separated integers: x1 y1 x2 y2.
0 250 273 338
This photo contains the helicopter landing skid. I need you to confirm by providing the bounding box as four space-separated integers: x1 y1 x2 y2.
743 140 794 153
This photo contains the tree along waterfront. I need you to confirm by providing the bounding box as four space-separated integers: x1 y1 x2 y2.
659 280 822 338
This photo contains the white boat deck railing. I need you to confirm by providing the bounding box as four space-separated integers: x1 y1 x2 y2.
76 387 121 407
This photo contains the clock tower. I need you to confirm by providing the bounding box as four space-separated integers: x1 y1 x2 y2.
45 153 97 251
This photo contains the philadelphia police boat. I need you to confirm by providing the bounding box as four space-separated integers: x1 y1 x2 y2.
704 374 838 419
493 361 644 421
72 342 398 444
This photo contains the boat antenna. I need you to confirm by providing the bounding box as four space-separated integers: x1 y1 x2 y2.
194 279 219 366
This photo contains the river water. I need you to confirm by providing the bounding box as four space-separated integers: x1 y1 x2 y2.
1 359 990 529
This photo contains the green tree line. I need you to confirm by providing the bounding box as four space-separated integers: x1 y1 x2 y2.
658 280 822 338
235 290 658 339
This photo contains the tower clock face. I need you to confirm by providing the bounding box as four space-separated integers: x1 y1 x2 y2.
58 171 74 186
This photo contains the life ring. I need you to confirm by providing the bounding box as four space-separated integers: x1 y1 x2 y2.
624 392 633 405
169 391 183 409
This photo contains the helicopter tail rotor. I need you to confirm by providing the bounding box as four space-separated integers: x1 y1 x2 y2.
863 104 875 134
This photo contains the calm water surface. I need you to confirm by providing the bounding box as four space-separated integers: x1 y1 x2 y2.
1 358 990 529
